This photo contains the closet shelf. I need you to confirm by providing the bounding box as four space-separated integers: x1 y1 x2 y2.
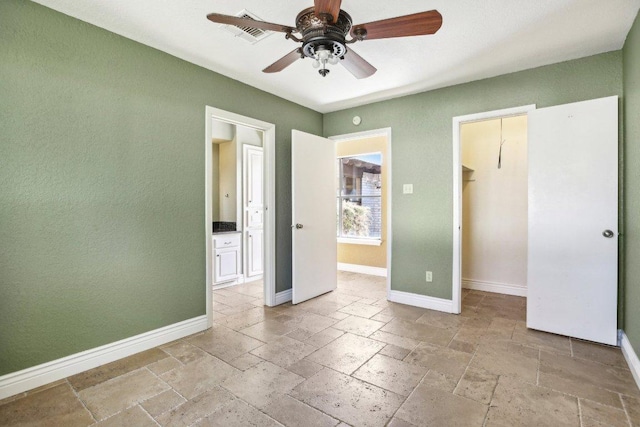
462 164 474 172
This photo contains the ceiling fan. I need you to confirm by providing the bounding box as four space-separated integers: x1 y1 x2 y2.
206 0 442 78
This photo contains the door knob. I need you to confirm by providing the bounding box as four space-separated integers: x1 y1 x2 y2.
295 223 303 229
602 229 614 238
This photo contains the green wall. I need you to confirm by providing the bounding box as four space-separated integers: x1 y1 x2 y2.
624 12 640 354
0 0 322 375
324 52 623 300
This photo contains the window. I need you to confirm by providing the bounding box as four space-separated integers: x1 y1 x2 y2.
337 153 382 240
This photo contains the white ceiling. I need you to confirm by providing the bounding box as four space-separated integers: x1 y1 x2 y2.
32 0 640 113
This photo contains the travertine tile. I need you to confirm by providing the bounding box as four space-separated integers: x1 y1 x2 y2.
580 398 629 427
187 324 263 362
220 361 304 409
239 318 297 342
369 330 420 350
448 339 477 354
263 395 339 427
378 303 428 321
331 315 385 337
421 370 460 393
291 368 404 427
381 318 455 346
277 311 339 334
371 312 395 323
539 351 639 407
147 356 182 375
512 321 571 354
387 417 418 427
571 339 628 368
379 344 412 360
306 333 385 375
140 389 186 417
470 340 539 384
416 309 467 330
227 352 263 371
395 383 488 426
622 394 640 426
94 405 156 427
0 383 94 426
161 341 208 365
405 342 472 378
338 302 385 318
79 368 170 420
285 358 324 379
215 306 271 331
195 399 280 427
68 348 168 391
250 335 317 367
353 354 428 396
160 355 240 399
303 327 345 348
485 377 579 426
454 366 499 404
155 387 236 427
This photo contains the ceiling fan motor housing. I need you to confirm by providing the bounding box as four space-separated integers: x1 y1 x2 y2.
296 7 351 59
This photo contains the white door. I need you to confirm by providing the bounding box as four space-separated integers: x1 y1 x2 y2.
292 130 337 304
527 96 618 345
214 247 239 283
247 228 264 277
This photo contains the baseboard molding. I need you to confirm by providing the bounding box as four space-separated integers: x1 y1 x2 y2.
275 289 292 305
621 330 640 391
338 263 387 277
0 315 208 400
462 278 527 297
388 290 454 313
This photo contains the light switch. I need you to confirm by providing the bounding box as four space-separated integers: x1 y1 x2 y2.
403 184 413 194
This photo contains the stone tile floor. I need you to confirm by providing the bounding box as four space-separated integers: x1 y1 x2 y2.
1 272 639 426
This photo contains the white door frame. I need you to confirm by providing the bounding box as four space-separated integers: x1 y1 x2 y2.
205 106 276 328
451 105 535 314
329 128 392 299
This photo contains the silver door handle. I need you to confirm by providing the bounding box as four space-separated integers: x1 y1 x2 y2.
295 224 303 229
602 230 614 238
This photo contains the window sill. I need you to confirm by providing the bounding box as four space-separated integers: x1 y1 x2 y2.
337 237 383 246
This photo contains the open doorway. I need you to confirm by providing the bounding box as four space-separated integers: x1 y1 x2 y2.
330 128 392 298
452 105 535 314
205 107 276 328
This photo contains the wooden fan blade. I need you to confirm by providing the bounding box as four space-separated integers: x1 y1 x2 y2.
263 48 303 73
351 10 442 40
314 0 342 22
340 48 377 79
207 13 296 34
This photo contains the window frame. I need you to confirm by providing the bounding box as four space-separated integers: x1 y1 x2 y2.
336 151 383 244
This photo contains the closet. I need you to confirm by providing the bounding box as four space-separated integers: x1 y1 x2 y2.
461 115 528 297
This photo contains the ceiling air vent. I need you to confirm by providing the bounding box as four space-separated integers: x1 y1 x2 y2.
222 10 273 44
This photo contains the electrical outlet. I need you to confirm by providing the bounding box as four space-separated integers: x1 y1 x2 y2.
403 184 413 194
426 271 433 282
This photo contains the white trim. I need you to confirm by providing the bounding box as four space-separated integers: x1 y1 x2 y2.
337 237 382 246
462 279 527 297
452 105 536 315
620 331 640 391
388 290 454 313
338 263 387 277
205 107 277 319
0 316 207 400
275 289 292 305
329 128 392 302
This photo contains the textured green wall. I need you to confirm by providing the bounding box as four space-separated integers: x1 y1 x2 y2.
624 12 640 354
324 52 623 300
0 0 321 375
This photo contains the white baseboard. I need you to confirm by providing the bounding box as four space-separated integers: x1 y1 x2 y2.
338 263 387 277
620 330 640 391
388 290 454 314
275 289 292 305
462 278 527 297
0 315 208 400
243 275 263 284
